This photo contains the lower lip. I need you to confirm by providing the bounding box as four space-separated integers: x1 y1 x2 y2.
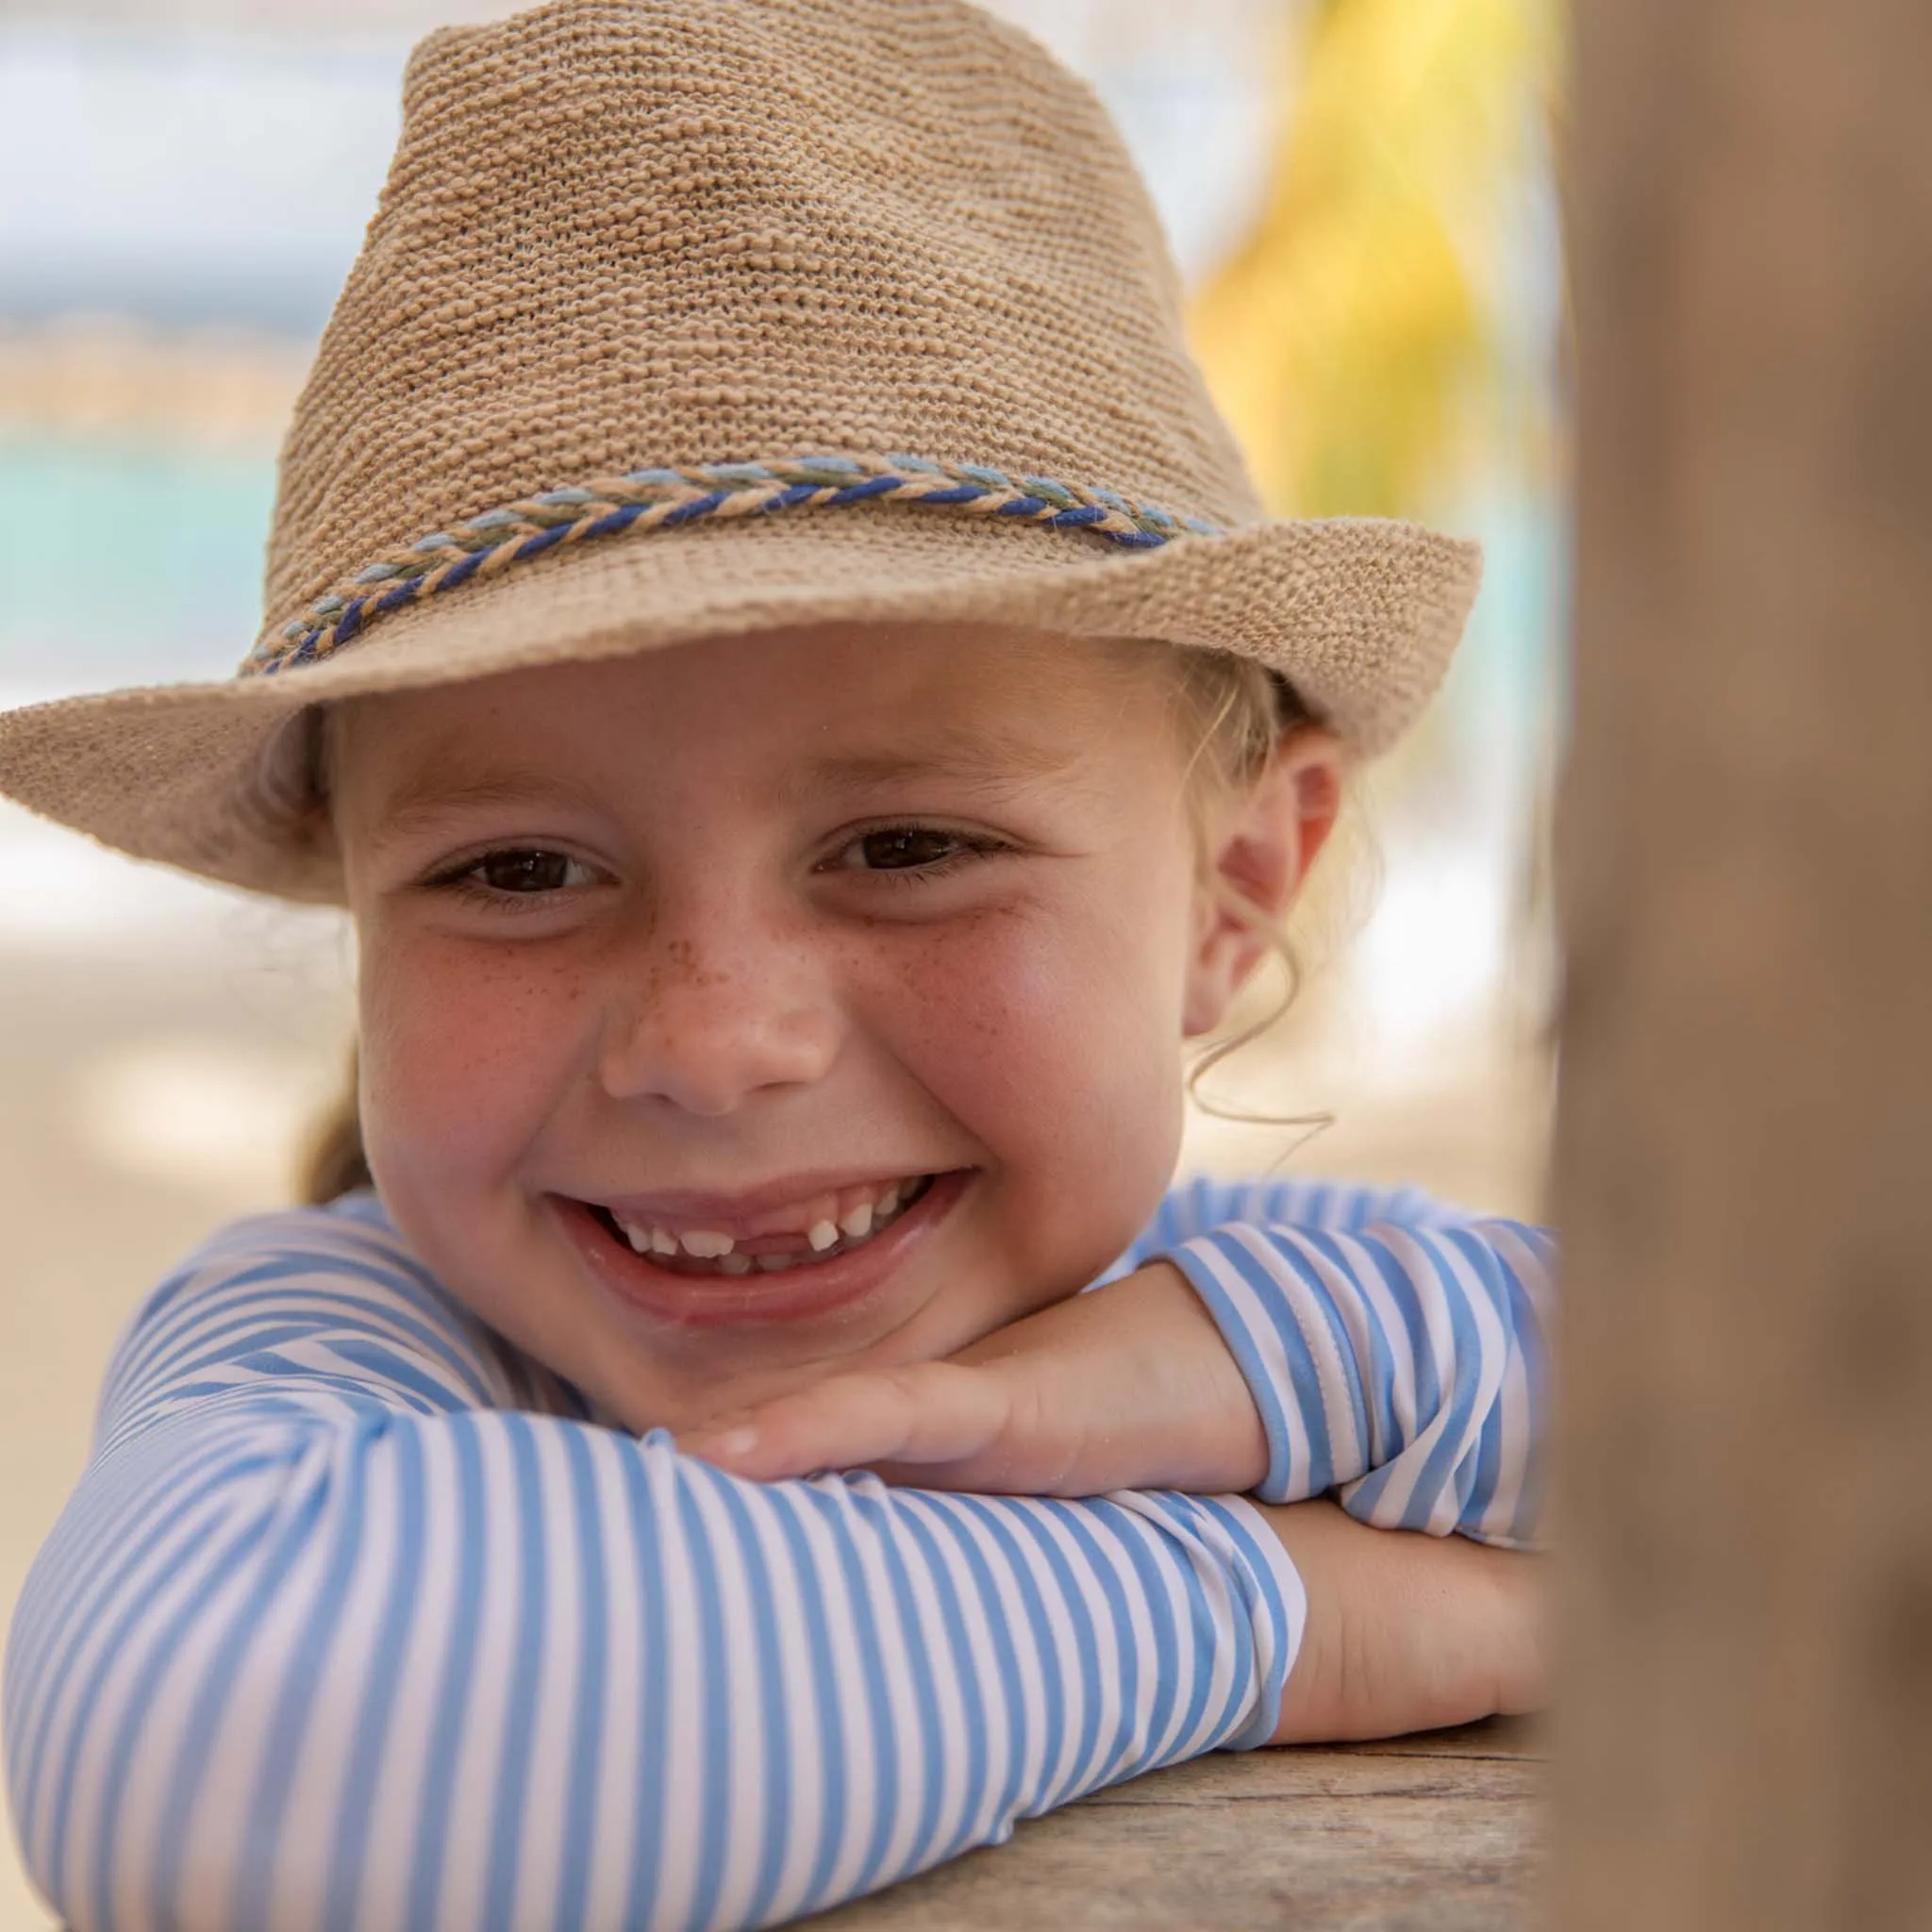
554 1171 969 1330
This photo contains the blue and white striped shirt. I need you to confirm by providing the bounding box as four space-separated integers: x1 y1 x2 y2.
4 1175 1550 1931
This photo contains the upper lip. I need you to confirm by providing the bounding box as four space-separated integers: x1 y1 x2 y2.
576 1166 950 1231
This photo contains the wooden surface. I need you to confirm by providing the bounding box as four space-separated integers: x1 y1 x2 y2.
1556 0 1932 1925
808 1719 1543 1929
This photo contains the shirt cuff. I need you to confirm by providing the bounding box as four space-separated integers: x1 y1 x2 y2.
1167 1228 1324 1503
1141 1489 1308 1752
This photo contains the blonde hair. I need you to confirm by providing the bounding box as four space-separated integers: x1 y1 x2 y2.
299 645 1320 1203
1157 649 1335 1119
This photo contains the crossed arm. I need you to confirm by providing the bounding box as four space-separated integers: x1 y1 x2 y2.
3 1178 1549 1932
685 1174 1552 1547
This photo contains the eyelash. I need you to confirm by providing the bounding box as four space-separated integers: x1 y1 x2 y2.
422 848 604 908
420 824 1011 907
819 823 1013 881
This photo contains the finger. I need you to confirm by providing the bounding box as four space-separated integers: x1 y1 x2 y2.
678 1361 1012 1480
679 1363 1002 1479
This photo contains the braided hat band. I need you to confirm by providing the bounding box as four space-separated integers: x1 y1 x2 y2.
252 453 1220 677
0 0 1481 904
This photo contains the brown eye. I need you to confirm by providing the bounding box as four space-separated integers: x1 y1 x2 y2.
856 828 964 870
820 824 1009 880
473 849 582 892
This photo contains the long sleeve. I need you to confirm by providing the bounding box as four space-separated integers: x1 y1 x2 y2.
1135 1175 1554 1550
3 1202 1303 1932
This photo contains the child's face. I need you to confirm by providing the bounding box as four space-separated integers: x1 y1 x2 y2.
330 623 1305 1430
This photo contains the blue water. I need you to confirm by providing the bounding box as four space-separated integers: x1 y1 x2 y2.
0 436 276 700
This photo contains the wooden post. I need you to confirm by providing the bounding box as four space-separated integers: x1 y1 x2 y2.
1555 1 1932 1925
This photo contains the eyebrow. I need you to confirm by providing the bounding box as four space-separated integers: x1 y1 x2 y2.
361 723 1091 848
364 771 613 848
787 727 1088 800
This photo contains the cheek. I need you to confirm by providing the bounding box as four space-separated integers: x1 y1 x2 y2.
863 870 1195 1221
357 924 590 1194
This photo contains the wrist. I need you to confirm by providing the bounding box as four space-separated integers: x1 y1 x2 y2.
1253 1500 1354 1744
1096 1260 1270 1493
1257 1500 1551 1745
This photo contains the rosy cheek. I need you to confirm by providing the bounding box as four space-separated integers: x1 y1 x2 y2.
856 896 1185 1203
869 909 1075 1092
359 928 589 1192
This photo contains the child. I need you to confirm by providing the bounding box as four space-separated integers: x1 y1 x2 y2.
0 3 1550 1927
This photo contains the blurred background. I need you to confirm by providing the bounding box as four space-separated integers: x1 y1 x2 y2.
0 1 1562 1921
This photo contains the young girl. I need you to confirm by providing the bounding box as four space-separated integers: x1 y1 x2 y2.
0 2 1551 1927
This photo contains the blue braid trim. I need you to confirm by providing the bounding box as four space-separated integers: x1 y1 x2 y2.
247 452 1224 677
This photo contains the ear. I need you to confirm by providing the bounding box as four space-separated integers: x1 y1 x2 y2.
1181 728 1345 1039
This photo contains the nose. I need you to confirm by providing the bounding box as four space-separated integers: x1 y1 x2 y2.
598 924 843 1118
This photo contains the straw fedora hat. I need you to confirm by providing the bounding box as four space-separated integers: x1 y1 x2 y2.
0 0 1480 906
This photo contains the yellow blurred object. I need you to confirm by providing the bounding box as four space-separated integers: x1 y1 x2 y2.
1191 0 1558 519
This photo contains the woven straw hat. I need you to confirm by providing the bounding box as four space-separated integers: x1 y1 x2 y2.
0 0 1480 905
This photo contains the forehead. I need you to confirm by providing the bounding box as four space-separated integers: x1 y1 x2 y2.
330 622 1177 826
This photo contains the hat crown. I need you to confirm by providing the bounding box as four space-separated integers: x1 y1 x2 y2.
262 0 1262 653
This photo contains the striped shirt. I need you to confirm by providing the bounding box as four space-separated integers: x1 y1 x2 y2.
4 1174 1550 1932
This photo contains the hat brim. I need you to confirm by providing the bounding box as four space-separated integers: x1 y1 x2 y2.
0 508 1479 905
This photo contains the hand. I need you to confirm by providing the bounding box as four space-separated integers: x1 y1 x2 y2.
1261 1500 1548 1742
676 1261 1269 1495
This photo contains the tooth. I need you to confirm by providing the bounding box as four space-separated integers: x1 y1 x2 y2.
650 1228 677 1256
681 1229 735 1258
717 1252 753 1275
808 1219 840 1252
878 1183 902 1216
755 1253 794 1273
622 1222 651 1254
839 1200 874 1241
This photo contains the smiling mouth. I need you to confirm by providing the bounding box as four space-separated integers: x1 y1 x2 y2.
586 1174 940 1278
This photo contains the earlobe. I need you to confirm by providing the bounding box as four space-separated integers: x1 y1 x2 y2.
1181 730 1345 1039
